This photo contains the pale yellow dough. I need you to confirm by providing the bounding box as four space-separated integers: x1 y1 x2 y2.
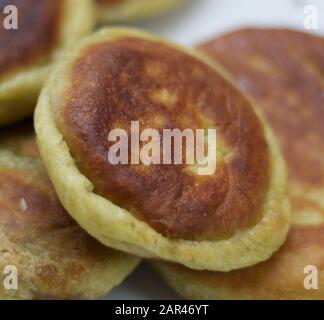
96 0 184 23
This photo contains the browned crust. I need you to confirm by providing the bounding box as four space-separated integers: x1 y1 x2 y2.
199 28 324 187
54 37 270 241
0 0 63 76
0 125 128 299
163 28 324 299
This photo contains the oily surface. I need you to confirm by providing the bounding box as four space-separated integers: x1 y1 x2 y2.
159 28 324 299
0 0 63 76
55 37 270 241
0 122 132 299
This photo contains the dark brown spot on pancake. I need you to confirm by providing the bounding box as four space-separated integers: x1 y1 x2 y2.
55 37 270 241
199 29 324 187
0 0 63 76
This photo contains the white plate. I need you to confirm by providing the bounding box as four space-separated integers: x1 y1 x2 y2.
105 0 324 300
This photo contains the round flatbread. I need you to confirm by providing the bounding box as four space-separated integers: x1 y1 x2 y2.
0 121 139 299
35 27 290 272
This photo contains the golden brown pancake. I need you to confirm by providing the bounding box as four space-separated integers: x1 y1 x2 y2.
0 121 139 300
35 28 290 272
95 0 184 23
0 0 94 126
153 28 324 300
58 37 273 242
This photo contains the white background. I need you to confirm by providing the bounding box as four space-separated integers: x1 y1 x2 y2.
105 0 324 300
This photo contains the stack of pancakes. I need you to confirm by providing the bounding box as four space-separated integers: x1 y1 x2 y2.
1 0 323 300
154 29 324 300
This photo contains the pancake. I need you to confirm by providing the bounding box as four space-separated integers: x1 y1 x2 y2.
34 28 290 272
153 28 324 299
95 0 184 23
0 0 94 126
0 121 139 300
